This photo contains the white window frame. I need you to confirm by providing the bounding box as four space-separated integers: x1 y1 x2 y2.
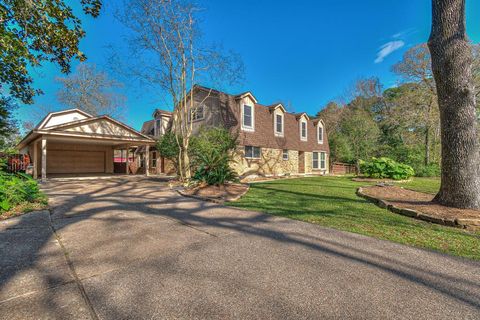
312 152 319 169
274 112 284 137
317 123 324 144
151 151 157 168
312 151 327 170
300 119 308 141
320 152 327 170
282 149 289 161
241 104 255 132
191 104 205 122
244 145 261 159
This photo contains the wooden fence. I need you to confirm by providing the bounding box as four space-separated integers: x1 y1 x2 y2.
330 162 357 175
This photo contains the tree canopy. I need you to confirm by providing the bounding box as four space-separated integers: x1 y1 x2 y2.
1 0 102 104
316 42 480 177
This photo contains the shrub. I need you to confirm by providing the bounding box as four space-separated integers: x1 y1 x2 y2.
360 157 414 180
0 172 46 212
189 127 238 166
414 163 441 177
192 150 238 185
158 127 238 183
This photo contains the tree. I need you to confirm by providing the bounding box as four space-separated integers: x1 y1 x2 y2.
316 101 343 136
428 0 480 208
0 97 18 151
392 44 439 166
56 63 126 119
1 0 101 145
0 0 102 105
339 108 380 164
119 0 243 181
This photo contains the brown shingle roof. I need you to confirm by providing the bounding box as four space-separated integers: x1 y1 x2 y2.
234 104 329 153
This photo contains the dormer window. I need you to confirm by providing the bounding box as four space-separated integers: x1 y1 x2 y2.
275 113 284 136
317 122 324 144
191 104 205 121
300 120 307 141
155 119 161 136
242 104 254 131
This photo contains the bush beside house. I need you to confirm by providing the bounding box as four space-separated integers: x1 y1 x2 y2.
157 127 239 185
360 157 414 180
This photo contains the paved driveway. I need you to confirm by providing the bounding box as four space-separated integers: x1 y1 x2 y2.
1 177 479 319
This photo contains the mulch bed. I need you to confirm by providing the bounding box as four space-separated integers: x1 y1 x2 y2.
179 183 249 203
359 185 480 230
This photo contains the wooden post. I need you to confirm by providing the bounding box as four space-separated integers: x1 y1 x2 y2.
145 145 150 176
41 137 47 182
125 148 129 175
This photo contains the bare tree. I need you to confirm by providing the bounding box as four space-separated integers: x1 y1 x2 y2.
56 63 126 119
117 0 244 181
428 0 480 208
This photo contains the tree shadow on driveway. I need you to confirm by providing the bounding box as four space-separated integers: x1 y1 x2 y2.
1 177 479 319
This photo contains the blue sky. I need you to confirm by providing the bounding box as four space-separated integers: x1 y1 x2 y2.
15 0 480 131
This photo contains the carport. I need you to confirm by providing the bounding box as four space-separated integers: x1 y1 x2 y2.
17 109 157 181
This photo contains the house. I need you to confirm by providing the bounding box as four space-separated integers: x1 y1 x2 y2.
16 109 156 181
140 86 330 177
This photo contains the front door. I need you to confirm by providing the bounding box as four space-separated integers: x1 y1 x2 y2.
298 151 305 174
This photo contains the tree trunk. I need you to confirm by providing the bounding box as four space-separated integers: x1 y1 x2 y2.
428 0 480 208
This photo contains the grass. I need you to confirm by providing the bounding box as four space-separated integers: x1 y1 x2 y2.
229 176 479 260
395 177 440 194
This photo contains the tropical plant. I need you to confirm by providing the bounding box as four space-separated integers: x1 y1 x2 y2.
360 157 414 180
189 127 238 166
193 150 238 185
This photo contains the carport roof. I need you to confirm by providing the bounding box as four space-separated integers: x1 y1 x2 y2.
17 110 156 150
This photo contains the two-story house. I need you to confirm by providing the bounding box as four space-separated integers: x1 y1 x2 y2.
140 86 330 177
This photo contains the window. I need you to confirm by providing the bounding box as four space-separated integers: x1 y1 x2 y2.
242 105 254 130
245 146 261 159
275 113 283 135
320 152 326 169
300 120 307 141
312 152 327 170
317 124 324 144
191 105 205 121
312 152 319 169
155 119 161 136
282 149 289 161
152 151 157 168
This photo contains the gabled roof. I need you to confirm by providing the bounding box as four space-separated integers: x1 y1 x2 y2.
36 108 93 130
268 103 286 113
295 112 310 121
45 115 154 141
141 120 155 135
17 112 155 150
234 91 258 104
152 109 172 118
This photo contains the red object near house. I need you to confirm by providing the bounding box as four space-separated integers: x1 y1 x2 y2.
1 154 31 173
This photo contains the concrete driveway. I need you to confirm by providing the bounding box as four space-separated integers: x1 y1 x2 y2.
1 177 479 319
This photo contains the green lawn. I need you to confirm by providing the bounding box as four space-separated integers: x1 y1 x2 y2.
229 176 479 260
394 177 440 194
